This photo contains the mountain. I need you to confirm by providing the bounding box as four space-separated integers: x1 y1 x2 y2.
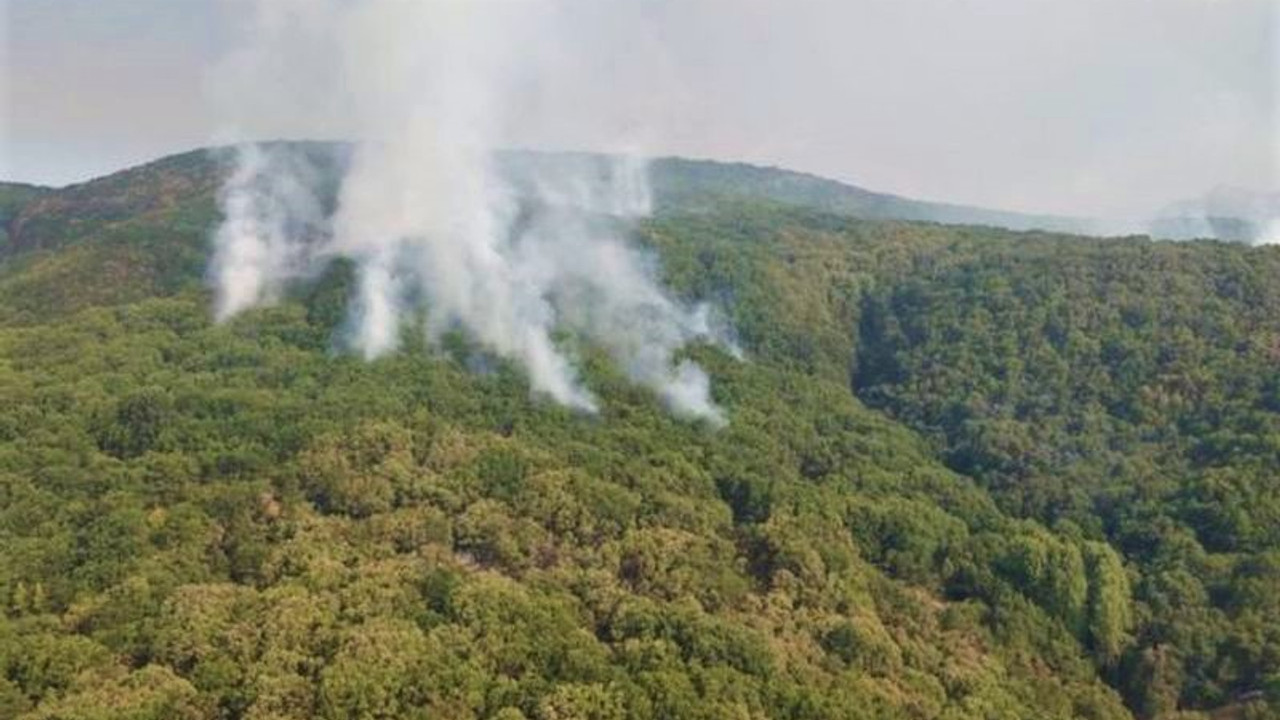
6 146 1262 258
1 146 1279 720
500 150 1090 232
0 182 53 251
503 151 1272 243
0 144 1110 263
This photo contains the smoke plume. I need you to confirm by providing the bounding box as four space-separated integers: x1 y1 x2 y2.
208 0 728 423
209 144 330 320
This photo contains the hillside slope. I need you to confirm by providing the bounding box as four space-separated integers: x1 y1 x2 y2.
0 182 53 252
2 144 1091 265
0 148 1278 719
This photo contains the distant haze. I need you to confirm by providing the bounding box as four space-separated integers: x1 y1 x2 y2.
1 0 1277 219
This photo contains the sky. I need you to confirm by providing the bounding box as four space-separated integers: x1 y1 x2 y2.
1 0 1276 219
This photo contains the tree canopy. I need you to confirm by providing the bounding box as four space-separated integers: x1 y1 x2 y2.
1 148 1277 719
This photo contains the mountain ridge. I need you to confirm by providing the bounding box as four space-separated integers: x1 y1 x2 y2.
0 143 1115 258
12 144 1274 251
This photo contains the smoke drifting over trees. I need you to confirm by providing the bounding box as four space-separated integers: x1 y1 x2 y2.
209 1 729 422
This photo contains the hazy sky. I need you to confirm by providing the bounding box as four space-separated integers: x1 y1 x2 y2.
1 0 1276 217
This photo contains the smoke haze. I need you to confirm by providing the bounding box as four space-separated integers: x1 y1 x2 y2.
210 144 330 320
208 0 728 422
5 0 1275 223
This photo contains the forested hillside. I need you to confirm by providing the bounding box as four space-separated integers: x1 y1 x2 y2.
0 148 1277 719
0 183 52 252
501 152 1084 233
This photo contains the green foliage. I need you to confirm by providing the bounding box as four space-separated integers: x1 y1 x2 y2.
1084 541 1134 665
1 147 1276 719
300 422 415 517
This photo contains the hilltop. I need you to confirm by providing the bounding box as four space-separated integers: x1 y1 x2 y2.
9 145 1267 257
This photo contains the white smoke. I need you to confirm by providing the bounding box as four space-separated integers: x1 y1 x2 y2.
208 0 729 422
210 144 327 320
1261 221 1280 246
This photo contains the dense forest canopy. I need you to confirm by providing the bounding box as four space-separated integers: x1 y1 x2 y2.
1 146 1278 719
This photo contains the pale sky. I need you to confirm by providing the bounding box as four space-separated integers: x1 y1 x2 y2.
1 0 1276 218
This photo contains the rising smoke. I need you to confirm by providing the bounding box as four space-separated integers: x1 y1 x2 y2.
208 0 729 423
209 144 331 320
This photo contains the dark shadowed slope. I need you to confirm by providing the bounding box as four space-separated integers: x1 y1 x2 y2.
0 182 53 252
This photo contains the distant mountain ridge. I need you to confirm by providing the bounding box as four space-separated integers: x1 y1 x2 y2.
647 156 1087 230
1 143 1266 254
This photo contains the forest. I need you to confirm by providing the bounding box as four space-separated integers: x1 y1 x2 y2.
0 148 1277 719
